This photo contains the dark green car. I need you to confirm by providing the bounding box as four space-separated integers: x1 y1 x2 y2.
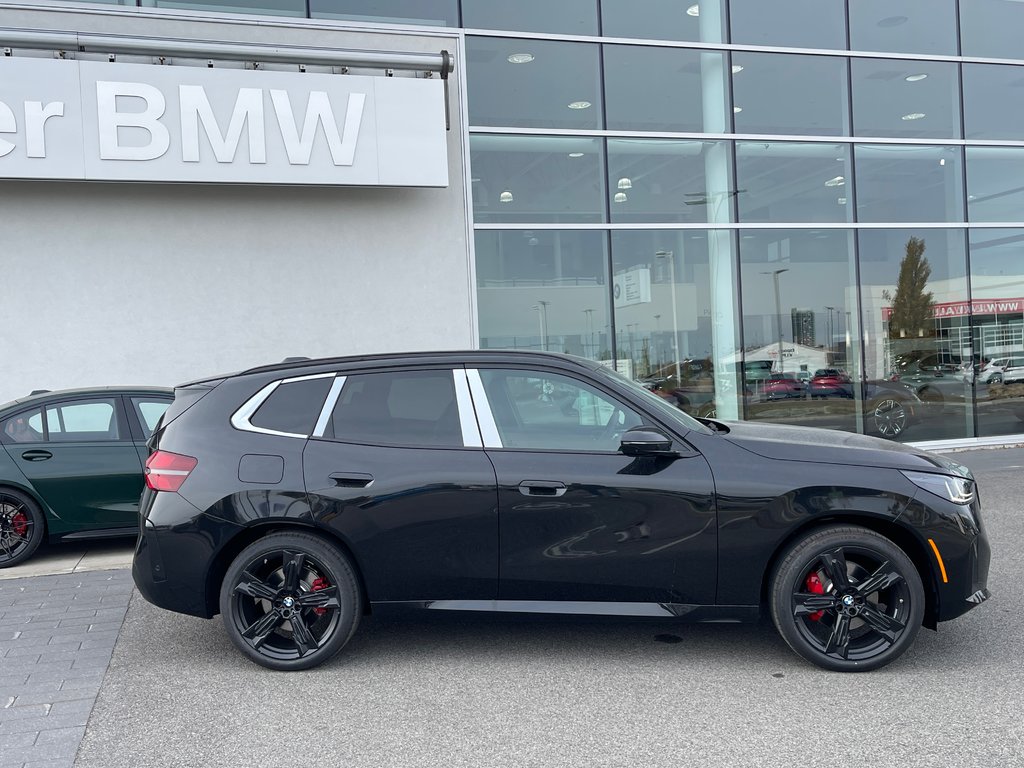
0 387 172 568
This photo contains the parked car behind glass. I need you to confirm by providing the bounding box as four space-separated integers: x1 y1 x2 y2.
0 387 172 567
134 352 989 674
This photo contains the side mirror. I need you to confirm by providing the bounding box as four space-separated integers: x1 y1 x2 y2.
619 427 676 457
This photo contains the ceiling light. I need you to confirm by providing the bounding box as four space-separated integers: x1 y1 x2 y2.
732 64 744 74
837 197 847 205
824 176 845 187
614 192 628 203
901 112 926 120
507 53 535 64
836 157 845 162
568 100 592 110
905 73 928 82
686 4 700 16
617 177 633 190
528 236 540 246
968 195 977 201
568 152 585 158
939 158 946 166
733 106 743 113
499 190 513 203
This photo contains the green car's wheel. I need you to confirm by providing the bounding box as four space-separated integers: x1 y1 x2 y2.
0 489 45 568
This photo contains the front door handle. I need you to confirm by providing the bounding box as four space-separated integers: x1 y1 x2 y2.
21 450 52 462
518 480 567 497
329 472 374 488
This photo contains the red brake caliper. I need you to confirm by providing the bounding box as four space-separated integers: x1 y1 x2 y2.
805 571 825 622
310 576 330 616
10 512 28 538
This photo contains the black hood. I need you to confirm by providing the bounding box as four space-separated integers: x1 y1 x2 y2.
713 420 972 477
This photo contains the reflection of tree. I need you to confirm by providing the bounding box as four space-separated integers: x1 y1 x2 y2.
887 237 935 339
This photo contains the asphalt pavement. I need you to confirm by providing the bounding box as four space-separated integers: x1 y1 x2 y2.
2 448 1022 767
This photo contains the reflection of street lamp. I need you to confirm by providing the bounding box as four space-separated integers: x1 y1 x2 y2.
653 314 662 368
533 300 550 351
583 308 595 359
824 305 836 355
761 268 789 373
656 250 681 383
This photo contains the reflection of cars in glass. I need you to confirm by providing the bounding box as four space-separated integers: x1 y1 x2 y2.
762 373 808 400
993 357 1024 385
0 387 173 567
135 351 989 674
891 352 973 405
977 358 1011 384
810 369 853 399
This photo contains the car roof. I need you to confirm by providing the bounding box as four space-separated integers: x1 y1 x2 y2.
0 386 173 414
181 350 605 385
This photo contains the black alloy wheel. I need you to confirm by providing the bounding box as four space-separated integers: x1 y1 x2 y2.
220 532 361 671
870 398 908 439
0 489 45 568
770 526 924 672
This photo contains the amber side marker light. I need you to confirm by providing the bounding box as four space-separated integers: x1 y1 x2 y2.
928 538 949 584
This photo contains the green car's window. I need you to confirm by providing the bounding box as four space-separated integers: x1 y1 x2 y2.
132 398 171 436
45 399 120 442
1 409 44 443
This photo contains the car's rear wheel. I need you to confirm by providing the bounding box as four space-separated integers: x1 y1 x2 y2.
868 398 908 439
0 489 45 568
220 532 361 671
769 526 924 672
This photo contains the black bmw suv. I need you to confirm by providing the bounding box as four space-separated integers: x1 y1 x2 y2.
134 351 990 672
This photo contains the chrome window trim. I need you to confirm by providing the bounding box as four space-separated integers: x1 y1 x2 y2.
230 372 336 439
453 369 483 448
312 376 347 438
465 369 503 448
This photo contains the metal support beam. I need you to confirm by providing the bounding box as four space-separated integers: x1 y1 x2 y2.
0 27 455 75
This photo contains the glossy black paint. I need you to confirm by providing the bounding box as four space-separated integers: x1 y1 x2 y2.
133 351 990 641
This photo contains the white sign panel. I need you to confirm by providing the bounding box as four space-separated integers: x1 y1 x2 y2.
0 57 448 186
613 266 652 308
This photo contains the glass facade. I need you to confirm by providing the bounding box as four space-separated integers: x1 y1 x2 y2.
58 0 1024 443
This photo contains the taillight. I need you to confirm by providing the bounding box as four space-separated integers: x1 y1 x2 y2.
145 450 198 492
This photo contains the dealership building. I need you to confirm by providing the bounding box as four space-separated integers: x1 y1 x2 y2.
2 0 1023 447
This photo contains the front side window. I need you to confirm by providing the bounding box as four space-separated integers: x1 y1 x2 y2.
44 399 120 442
478 369 644 452
132 398 171 437
329 371 464 448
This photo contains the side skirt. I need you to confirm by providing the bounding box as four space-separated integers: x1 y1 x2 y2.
370 599 760 623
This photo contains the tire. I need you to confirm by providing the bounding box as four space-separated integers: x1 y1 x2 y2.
868 398 908 439
219 531 362 671
0 489 45 568
697 404 717 419
769 525 924 672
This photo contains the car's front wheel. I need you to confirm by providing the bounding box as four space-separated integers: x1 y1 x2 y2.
0 489 45 568
868 398 908 439
219 532 361 671
769 526 924 672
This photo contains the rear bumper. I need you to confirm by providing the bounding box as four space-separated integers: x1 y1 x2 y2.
132 490 242 619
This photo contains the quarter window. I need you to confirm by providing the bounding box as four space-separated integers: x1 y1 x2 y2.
1 409 43 443
478 369 644 452
328 371 464 448
249 377 334 436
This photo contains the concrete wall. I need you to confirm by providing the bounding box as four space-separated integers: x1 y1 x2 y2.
0 4 471 403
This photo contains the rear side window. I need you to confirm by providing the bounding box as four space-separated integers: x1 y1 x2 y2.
329 371 463 448
45 399 121 442
250 377 334 435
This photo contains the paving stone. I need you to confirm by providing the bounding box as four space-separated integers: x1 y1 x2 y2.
0 714 90 734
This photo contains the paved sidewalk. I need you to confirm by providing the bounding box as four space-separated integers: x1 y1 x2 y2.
0 570 133 768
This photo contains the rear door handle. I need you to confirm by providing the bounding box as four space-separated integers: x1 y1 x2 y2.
518 480 567 497
21 450 52 462
329 472 374 488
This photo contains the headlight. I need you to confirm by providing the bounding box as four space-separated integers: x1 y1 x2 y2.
901 470 975 505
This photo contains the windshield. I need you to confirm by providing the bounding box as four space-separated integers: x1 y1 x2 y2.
593 365 713 436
